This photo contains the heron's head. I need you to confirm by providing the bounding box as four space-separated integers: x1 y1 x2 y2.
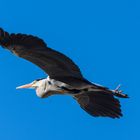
16 78 45 90
16 78 48 98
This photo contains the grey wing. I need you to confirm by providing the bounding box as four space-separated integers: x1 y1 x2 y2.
0 28 92 88
74 90 122 118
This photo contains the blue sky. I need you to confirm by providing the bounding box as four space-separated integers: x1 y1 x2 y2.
0 0 139 140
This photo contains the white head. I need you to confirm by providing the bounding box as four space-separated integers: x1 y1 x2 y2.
16 78 49 98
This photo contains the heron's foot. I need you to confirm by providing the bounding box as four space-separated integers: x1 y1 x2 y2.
112 84 129 98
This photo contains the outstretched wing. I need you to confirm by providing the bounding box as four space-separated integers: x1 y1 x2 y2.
0 28 88 87
74 90 122 118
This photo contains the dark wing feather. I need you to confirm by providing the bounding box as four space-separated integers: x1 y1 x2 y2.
0 28 88 87
74 90 122 118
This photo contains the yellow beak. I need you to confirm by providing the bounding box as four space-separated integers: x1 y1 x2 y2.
16 83 33 89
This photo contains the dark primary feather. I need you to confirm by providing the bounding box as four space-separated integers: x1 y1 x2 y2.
0 28 92 88
0 28 117 90
74 91 123 118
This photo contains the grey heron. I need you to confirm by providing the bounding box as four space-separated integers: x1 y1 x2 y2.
0 28 128 119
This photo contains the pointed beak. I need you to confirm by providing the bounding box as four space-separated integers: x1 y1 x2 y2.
16 83 33 89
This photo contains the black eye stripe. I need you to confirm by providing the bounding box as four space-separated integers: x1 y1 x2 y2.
35 78 45 81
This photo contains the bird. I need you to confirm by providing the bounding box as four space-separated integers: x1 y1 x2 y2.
0 28 128 119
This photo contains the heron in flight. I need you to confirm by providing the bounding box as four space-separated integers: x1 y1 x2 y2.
0 28 128 119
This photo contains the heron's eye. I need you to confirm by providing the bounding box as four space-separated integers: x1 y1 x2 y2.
48 81 51 85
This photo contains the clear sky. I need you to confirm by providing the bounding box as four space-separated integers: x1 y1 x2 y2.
0 0 139 140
